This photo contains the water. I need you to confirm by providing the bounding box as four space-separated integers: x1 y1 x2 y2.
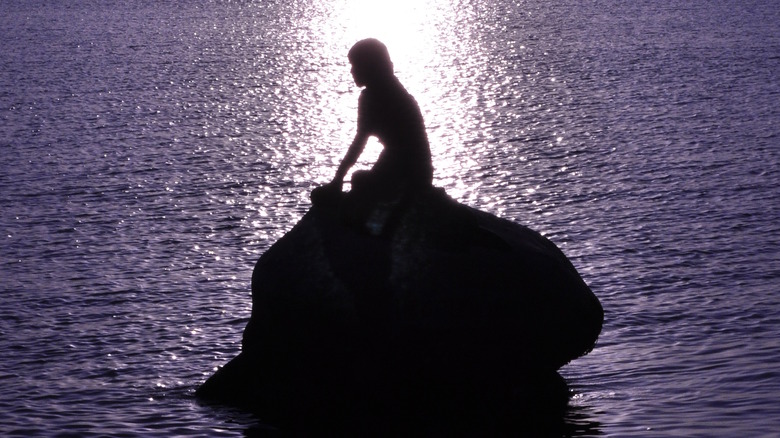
1 0 778 435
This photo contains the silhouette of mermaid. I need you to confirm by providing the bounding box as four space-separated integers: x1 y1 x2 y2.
313 39 433 223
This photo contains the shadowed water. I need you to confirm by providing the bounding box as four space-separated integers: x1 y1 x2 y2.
1 0 778 436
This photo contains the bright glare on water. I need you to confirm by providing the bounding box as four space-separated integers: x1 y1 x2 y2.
1 0 779 436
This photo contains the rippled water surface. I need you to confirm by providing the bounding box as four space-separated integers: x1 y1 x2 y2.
1 0 779 436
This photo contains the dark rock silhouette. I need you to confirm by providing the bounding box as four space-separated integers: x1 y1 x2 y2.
197 188 603 434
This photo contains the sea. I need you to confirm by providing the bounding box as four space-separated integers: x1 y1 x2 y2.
1 0 778 436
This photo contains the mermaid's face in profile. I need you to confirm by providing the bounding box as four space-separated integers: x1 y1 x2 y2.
347 38 394 88
350 61 370 87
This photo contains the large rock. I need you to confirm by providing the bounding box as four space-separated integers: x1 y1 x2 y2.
197 188 603 433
